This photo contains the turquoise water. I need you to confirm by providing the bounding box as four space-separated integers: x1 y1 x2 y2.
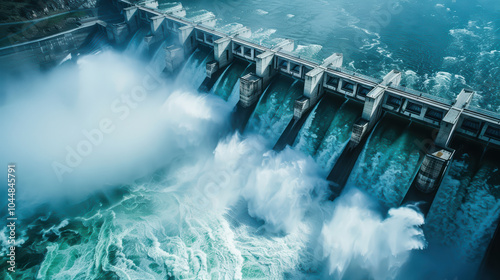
211 61 253 102
425 145 500 265
176 47 213 89
246 75 304 144
294 94 361 171
0 48 428 279
346 116 430 208
1 0 499 279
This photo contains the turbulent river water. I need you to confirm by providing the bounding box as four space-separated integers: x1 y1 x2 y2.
0 0 499 279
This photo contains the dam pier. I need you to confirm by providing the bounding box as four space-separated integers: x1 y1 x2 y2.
1 0 500 278
1 0 499 215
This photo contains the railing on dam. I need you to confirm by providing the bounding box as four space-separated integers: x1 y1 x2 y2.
119 0 500 146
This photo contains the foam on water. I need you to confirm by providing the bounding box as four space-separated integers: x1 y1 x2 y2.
321 189 426 280
125 28 150 57
249 28 278 46
3 133 426 279
293 96 358 171
247 77 304 145
255 9 269 15
314 101 360 171
148 40 169 75
176 48 213 90
0 42 428 279
425 154 500 264
211 62 252 101
346 118 425 208
293 44 323 60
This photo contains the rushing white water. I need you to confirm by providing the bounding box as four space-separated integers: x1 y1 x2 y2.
321 189 426 280
247 78 303 144
125 28 150 57
0 46 428 279
294 97 358 171
346 118 424 208
148 41 169 75
175 48 213 89
425 154 500 263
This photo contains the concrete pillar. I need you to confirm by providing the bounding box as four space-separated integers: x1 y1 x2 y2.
151 16 164 33
415 148 454 193
294 97 311 119
361 86 385 123
237 50 274 108
380 69 402 86
256 51 275 86
293 53 344 119
178 25 197 54
110 22 130 45
214 37 233 69
435 89 475 147
124 7 139 33
165 45 184 73
303 67 324 105
237 39 295 108
403 89 471 214
240 73 263 107
402 146 455 215
206 61 219 79
350 70 402 146
349 120 368 145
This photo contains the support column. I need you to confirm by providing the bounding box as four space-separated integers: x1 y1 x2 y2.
151 16 164 34
435 89 475 147
205 29 251 79
294 53 343 119
240 74 263 107
204 36 229 79
402 89 474 215
415 148 454 193
350 70 401 146
401 146 455 215
256 51 275 87
178 25 197 55
238 50 276 108
165 45 184 73
237 39 296 108
105 22 130 45
124 7 139 33
214 37 233 69
275 53 344 150
303 68 325 105
150 15 167 41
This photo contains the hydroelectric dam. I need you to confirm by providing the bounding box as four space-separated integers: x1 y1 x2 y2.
1 0 500 279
